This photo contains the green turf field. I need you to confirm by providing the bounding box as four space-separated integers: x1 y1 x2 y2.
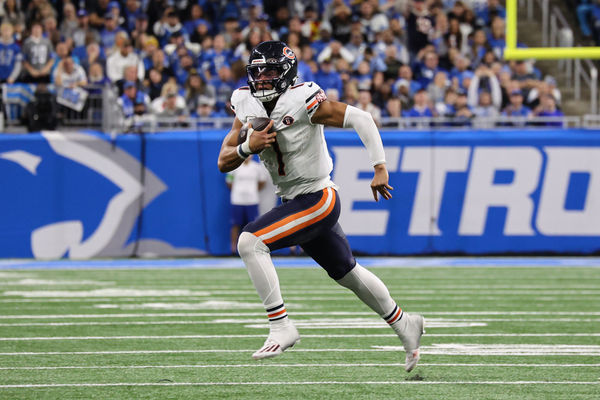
0 262 599 399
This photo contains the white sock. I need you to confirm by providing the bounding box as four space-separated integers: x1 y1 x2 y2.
237 232 288 325
336 263 404 328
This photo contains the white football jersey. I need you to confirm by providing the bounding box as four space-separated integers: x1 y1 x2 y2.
230 82 337 199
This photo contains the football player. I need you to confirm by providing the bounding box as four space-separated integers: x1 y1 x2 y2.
217 41 424 372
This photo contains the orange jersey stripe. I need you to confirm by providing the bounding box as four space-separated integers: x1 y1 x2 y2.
254 189 329 238
306 99 318 110
263 190 337 244
268 309 287 318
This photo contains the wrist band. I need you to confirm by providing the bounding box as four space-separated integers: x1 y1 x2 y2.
240 139 252 155
237 144 250 159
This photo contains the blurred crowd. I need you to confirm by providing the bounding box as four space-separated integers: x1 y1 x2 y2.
575 0 600 45
0 0 566 130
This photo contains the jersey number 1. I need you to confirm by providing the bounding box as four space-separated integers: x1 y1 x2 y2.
272 140 286 176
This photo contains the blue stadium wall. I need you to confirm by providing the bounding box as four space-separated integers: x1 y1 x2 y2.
1 128 600 259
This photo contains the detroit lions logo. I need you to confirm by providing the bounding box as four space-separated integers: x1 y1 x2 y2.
0 131 205 259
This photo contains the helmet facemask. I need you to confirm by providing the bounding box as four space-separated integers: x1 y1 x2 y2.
247 63 294 102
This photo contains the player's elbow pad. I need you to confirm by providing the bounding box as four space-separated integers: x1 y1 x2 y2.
342 105 386 166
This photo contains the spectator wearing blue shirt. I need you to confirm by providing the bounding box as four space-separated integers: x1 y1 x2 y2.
488 16 506 59
184 4 211 38
435 88 457 118
315 58 343 95
393 65 421 98
403 89 434 117
118 81 150 119
502 89 532 125
190 19 212 46
200 34 235 79
153 9 186 47
449 54 474 90
475 0 506 27
122 0 142 33
468 29 491 68
416 50 446 90
164 30 201 66
106 1 123 23
74 40 105 75
591 3 600 44
100 14 126 55
171 53 196 86
87 62 111 95
535 94 564 127
0 22 22 83
353 46 387 75
576 0 599 38
209 65 236 112
353 60 374 90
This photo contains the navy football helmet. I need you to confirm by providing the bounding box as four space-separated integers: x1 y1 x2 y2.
247 41 298 102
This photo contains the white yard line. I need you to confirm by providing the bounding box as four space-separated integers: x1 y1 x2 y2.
3 345 600 356
5 289 600 297
1 311 599 319
1 381 599 388
181 285 600 290
1 333 600 341
1 363 600 371
205 290 600 294
1 317 597 327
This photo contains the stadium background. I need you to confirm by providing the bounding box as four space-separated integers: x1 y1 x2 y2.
1 0 600 258
1 1 600 398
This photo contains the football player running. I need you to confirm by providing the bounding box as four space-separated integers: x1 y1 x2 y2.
218 41 425 372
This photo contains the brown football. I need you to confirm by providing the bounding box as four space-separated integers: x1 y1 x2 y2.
238 117 273 145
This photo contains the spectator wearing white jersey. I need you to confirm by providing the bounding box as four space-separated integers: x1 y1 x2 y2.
106 39 145 82
53 56 87 88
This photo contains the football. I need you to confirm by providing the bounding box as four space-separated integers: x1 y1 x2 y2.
238 117 273 145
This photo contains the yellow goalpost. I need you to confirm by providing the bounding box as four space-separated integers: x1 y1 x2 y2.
503 0 600 59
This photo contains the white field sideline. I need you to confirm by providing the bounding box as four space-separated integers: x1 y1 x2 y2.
1 293 599 302
2 344 600 356
1 381 599 389
1 333 600 341
5 289 600 296
1 363 600 370
1 311 599 319
1 317 598 327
